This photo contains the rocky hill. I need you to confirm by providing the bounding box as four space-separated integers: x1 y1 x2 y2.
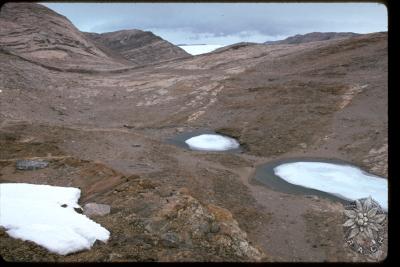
264 32 360 45
0 3 133 71
0 2 387 263
213 42 258 53
84 30 191 65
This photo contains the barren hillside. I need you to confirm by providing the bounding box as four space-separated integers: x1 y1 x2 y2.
0 2 387 262
84 30 191 65
0 3 134 71
264 32 360 45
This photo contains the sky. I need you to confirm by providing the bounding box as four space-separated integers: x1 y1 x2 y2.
41 2 387 45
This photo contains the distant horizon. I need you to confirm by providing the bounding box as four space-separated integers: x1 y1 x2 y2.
93 30 386 46
41 2 387 46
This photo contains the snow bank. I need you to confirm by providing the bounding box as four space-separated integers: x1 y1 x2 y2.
274 162 388 210
0 183 110 255
179 45 224 55
185 134 240 151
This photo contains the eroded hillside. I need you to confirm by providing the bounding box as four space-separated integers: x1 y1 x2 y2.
84 30 191 65
0 2 387 262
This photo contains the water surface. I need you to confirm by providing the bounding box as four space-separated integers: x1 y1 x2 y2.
254 157 387 207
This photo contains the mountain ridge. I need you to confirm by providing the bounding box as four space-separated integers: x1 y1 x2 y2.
84 29 191 65
0 2 132 70
264 32 360 45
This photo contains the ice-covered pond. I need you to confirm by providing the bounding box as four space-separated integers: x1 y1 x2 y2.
167 129 241 152
254 158 388 211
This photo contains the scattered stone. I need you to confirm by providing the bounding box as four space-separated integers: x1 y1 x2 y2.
192 222 210 238
178 187 190 195
15 160 49 170
74 207 84 214
83 203 111 217
158 188 173 197
210 222 220 233
199 222 210 234
108 252 123 261
304 195 319 201
160 232 181 248
299 143 307 149
61 204 67 208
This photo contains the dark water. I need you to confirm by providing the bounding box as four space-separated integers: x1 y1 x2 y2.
253 157 367 205
166 129 242 153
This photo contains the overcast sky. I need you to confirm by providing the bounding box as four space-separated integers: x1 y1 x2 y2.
41 2 387 45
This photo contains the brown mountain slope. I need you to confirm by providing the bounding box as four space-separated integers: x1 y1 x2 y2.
84 30 191 65
0 2 387 263
264 32 360 45
0 2 133 70
213 42 258 53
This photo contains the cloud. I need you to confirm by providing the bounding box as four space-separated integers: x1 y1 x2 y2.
41 2 387 45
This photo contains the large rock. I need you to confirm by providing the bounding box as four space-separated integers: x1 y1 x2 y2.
152 190 265 261
15 160 49 170
83 203 111 217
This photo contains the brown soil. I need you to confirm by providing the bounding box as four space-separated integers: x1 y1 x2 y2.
0 3 387 263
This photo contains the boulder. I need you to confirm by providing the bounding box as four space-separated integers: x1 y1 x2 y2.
160 232 181 248
83 203 111 217
15 160 49 170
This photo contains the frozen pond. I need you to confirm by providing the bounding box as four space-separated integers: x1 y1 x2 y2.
167 129 241 152
254 158 388 211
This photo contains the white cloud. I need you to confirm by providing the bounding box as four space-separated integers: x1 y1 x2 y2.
42 2 387 45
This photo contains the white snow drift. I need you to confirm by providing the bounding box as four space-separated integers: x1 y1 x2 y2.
185 134 240 151
0 183 110 255
273 162 388 211
179 45 224 55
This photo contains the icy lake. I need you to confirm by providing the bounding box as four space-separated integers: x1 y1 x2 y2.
254 158 388 211
167 130 241 152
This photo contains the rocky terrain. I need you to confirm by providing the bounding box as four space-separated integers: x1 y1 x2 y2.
85 30 191 66
264 32 360 45
213 42 258 53
0 3 387 262
0 3 133 71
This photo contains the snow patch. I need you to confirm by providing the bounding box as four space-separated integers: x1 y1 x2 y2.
185 134 240 151
273 162 388 211
179 45 224 55
0 183 110 255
